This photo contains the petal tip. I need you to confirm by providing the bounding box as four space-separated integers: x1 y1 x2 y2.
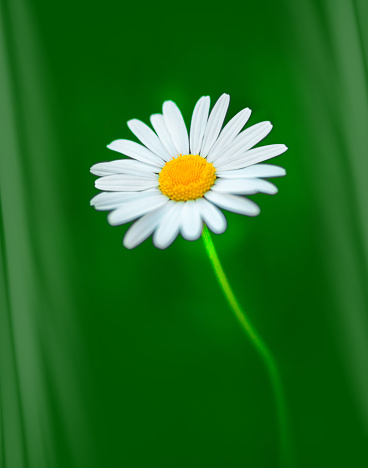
153 240 167 250
107 212 119 226
251 209 261 217
106 141 116 150
247 203 261 217
163 100 175 108
90 164 98 175
123 238 135 249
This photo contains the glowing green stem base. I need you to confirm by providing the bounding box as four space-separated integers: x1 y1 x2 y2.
202 226 292 468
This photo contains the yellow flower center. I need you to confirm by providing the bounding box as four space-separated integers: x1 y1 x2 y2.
159 154 216 201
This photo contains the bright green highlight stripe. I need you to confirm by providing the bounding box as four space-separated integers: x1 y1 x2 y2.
202 225 293 468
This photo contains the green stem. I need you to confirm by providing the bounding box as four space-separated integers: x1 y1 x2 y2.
201 225 293 468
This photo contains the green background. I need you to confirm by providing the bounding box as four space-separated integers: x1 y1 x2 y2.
1 0 368 466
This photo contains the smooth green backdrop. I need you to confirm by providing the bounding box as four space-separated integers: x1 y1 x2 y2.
1 0 368 467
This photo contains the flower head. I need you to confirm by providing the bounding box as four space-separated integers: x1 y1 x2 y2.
90 94 287 249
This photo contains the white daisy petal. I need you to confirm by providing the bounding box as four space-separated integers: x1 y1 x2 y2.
200 93 230 157
91 159 159 177
107 139 164 167
180 200 203 241
127 119 171 161
123 203 173 249
95 174 158 192
153 202 185 249
214 121 273 166
108 193 169 226
91 190 161 211
213 178 278 195
91 191 128 208
150 114 178 159
162 101 189 155
190 96 210 155
196 198 227 234
250 179 278 195
204 191 260 217
216 163 286 179
216 144 288 172
212 178 259 195
207 107 252 163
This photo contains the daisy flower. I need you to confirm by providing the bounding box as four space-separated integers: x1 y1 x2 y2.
90 94 292 463
90 94 287 249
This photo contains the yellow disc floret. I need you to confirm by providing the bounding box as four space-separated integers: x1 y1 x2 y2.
159 154 216 201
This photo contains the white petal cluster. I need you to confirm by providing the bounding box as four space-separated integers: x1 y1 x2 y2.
91 94 287 249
